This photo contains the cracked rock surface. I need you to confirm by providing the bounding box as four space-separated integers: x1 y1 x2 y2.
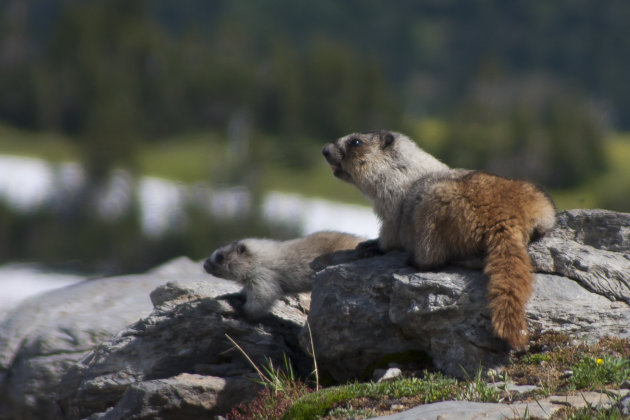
0 257 208 420
58 279 308 419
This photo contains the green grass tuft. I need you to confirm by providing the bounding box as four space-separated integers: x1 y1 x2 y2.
521 352 552 365
136 132 225 183
568 355 630 390
282 373 459 420
0 123 77 162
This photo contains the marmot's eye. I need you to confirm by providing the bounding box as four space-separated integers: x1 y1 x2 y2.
236 244 246 254
349 138 362 147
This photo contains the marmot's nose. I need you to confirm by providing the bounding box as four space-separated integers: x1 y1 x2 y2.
203 258 212 273
322 145 330 157
214 252 224 264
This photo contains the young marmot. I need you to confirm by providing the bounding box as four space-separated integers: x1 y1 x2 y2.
322 131 556 349
203 231 364 317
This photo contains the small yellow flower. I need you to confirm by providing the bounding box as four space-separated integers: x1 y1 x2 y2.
596 358 604 365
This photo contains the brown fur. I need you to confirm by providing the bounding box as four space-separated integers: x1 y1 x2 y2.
322 131 556 349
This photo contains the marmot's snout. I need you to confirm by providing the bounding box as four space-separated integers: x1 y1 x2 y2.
203 250 224 274
322 143 350 181
322 143 342 162
203 258 213 274
213 251 225 264
321 144 331 158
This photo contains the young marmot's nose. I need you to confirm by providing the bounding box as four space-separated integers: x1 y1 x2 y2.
204 251 224 273
322 145 331 157
203 258 213 273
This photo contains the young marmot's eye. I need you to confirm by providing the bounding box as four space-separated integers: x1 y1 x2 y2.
236 244 247 254
349 138 362 147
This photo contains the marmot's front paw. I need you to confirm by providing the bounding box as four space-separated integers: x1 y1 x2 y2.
355 239 384 258
216 292 246 312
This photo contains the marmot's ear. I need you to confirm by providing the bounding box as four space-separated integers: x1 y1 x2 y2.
380 131 395 149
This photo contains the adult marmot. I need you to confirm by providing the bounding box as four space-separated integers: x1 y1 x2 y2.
204 231 363 317
322 130 556 349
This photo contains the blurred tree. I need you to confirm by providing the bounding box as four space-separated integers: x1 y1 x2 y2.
257 37 401 141
35 0 164 179
4 0 630 131
256 38 303 136
441 73 606 188
0 0 39 127
303 39 392 138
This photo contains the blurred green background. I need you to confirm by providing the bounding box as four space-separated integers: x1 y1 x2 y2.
1 0 629 274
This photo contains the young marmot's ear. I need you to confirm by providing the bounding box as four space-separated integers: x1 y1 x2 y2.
380 131 395 149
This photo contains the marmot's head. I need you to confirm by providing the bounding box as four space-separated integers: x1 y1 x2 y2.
322 130 448 198
321 131 413 189
322 131 395 183
204 239 268 283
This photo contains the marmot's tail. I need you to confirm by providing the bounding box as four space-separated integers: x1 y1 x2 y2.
484 227 533 350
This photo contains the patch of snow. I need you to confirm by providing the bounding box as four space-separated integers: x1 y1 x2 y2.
0 154 380 238
137 176 187 237
0 155 54 212
263 192 379 238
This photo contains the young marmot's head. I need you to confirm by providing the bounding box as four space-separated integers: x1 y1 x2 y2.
204 239 274 283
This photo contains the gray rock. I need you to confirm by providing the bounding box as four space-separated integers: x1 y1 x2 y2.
489 382 540 394
375 390 629 420
302 210 630 380
374 400 559 420
621 393 630 416
546 390 629 410
58 278 309 419
0 257 208 420
87 373 258 420
373 367 403 383
529 209 630 302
